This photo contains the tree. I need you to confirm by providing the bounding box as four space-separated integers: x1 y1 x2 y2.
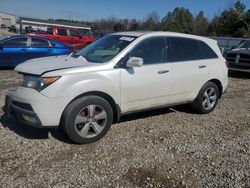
129 19 142 31
113 22 125 31
142 11 160 30
161 7 194 34
194 11 209 36
208 0 248 37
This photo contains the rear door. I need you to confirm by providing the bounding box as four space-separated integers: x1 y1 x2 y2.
29 37 53 59
167 37 216 103
0 37 29 67
121 37 171 112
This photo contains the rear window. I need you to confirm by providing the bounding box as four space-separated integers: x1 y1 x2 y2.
167 37 217 62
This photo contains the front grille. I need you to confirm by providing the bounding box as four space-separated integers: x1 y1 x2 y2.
12 101 33 111
226 53 250 64
228 62 250 70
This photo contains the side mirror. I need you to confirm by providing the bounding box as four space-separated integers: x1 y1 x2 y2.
126 57 143 68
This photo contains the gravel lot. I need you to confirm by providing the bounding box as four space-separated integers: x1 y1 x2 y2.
0 70 249 188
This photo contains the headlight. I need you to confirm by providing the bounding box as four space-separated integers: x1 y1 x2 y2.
21 76 60 91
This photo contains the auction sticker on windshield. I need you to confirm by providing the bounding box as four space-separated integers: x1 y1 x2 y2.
119 36 135 42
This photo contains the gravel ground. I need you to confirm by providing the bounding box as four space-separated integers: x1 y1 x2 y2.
0 70 250 188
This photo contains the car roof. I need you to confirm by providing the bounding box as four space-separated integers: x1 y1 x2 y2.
111 31 216 43
1 35 67 46
111 31 152 37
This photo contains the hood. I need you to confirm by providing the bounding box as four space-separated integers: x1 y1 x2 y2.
227 48 250 55
15 55 98 75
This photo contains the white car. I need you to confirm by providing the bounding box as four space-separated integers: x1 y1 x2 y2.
5 31 228 144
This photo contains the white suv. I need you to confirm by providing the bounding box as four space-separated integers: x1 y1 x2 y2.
5 31 228 144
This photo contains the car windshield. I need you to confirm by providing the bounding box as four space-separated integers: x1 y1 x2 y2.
72 35 136 63
237 40 250 49
0 36 10 42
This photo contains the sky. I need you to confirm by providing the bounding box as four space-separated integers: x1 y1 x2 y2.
1 0 250 21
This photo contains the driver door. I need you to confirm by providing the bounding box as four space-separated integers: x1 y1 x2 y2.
120 37 171 113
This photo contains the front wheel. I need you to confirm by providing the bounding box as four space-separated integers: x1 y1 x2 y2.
191 82 219 114
62 96 113 144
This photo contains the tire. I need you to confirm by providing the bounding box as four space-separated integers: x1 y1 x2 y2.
191 82 219 114
62 96 113 144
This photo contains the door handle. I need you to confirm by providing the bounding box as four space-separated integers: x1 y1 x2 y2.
158 70 169 74
20 49 28 52
199 65 207 69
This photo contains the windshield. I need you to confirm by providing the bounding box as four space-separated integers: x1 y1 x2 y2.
0 36 10 42
73 35 136 63
237 40 250 49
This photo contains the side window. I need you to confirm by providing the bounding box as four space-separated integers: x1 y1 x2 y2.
57 28 67 36
69 29 80 37
199 41 218 59
129 37 167 65
2 37 27 47
47 27 53 34
80 29 92 36
31 38 50 47
167 37 202 62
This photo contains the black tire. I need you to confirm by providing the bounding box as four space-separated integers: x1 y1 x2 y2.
191 82 219 114
62 96 113 144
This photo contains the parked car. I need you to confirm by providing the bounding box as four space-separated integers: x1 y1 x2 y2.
1 24 7 29
0 35 73 68
27 26 95 51
5 31 228 144
8 25 17 33
225 40 250 73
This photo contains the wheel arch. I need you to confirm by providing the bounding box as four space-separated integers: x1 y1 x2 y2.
60 91 121 125
207 79 223 98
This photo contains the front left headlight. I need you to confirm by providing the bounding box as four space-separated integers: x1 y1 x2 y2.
21 76 60 91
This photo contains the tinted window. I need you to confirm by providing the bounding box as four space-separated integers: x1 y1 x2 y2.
167 37 217 62
47 27 53 34
168 37 202 62
2 37 27 47
57 28 67 36
130 37 167 65
69 29 80 37
80 29 92 36
31 38 50 47
199 41 218 59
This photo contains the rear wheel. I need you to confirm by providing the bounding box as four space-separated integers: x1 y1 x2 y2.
62 96 113 144
191 82 219 114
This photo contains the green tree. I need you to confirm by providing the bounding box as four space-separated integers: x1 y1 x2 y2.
129 19 142 31
142 11 160 30
194 11 209 36
208 0 248 37
113 22 125 31
161 7 194 34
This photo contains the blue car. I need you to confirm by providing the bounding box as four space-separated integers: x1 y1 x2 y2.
0 35 73 68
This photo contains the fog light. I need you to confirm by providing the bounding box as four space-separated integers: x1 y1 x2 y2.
22 115 37 123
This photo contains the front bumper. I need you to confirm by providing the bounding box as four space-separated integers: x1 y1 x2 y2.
228 62 250 73
4 87 71 128
4 94 43 128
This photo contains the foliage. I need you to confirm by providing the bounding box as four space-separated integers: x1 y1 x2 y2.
48 0 250 37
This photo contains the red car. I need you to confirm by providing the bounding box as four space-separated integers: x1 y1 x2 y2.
27 26 95 50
